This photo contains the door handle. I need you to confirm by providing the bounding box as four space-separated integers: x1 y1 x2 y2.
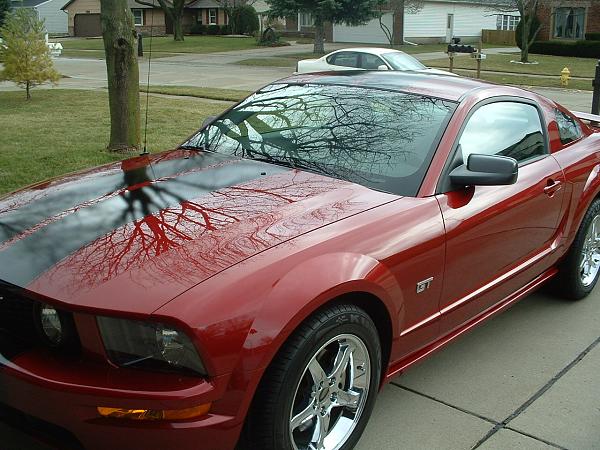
544 180 562 197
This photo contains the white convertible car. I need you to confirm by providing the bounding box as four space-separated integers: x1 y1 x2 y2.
296 47 454 75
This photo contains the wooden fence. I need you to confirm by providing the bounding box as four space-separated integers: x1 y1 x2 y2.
482 29 517 46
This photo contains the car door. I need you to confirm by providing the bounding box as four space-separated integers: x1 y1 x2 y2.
326 51 360 70
358 53 388 70
436 100 566 335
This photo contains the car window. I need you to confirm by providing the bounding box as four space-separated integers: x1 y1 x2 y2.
185 84 456 197
329 52 359 68
555 109 583 145
381 52 426 71
360 53 385 70
459 102 546 164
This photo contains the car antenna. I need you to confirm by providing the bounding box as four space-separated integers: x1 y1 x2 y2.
140 1 155 156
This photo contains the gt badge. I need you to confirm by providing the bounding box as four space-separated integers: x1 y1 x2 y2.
416 277 434 294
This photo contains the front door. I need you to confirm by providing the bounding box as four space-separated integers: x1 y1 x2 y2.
436 100 565 335
446 14 454 43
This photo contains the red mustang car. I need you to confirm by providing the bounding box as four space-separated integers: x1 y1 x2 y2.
1 72 599 450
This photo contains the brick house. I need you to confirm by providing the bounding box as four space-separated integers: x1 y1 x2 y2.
536 1 600 41
61 0 268 37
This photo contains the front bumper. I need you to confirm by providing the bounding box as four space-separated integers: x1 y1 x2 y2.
0 355 243 450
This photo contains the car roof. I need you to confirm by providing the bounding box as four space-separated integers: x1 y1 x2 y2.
329 47 403 56
275 71 537 103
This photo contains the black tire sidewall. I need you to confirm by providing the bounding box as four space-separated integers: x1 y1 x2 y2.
561 198 600 299
271 307 382 450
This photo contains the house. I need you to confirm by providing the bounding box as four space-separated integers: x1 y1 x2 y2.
11 0 68 34
536 1 600 41
287 0 520 45
61 0 166 37
61 0 269 37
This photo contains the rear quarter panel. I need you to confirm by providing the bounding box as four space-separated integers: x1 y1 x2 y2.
553 134 600 247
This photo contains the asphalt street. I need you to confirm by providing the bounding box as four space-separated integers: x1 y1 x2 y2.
0 45 598 450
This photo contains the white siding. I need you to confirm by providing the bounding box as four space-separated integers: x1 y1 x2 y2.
405 1 500 40
37 0 68 34
333 13 393 45
332 1 513 44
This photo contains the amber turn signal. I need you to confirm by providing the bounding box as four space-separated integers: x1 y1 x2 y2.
97 403 211 421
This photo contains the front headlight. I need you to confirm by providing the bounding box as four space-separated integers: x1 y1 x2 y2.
97 317 206 376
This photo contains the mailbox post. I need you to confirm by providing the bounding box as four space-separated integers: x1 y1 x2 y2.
447 44 476 75
138 33 143 57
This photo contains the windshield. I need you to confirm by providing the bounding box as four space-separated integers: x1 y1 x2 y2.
184 83 455 196
382 52 427 71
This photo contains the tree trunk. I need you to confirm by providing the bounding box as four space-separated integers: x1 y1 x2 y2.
314 20 325 54
101 0 141 152
521 16 530 63
26 81 31 100
173 15 184 41
394 0 405 46
172 0 185 41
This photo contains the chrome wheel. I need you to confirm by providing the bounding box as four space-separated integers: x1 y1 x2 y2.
580 214 600 287
289 334 371 450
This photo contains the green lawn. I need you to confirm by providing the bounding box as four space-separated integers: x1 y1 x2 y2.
237 56 301 67
144 85 252 102
52 35 260 55
427 53 597 78
0 90 229 195
454 69 592 91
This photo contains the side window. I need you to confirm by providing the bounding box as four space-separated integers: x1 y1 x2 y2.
555 109 583 145
361 53 385 70
459 102 546 164
329 52 359 68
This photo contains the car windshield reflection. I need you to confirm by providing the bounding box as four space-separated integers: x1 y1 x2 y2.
185 83 456 196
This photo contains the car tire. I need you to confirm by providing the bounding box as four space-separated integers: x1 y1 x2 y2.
242 304 381 450
556 198 600 300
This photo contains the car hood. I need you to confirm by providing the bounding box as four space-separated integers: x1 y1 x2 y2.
0 150 396 315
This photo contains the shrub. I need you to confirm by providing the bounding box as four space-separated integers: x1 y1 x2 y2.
529 40 600 58
515 15 541 50
207 24 220 35
586 32 600 41
256 26 290 47
189 23 207 35
230 5 259 35
220 24 232 35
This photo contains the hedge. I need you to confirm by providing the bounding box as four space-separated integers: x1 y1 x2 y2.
529 40 600 58
586 32 600 41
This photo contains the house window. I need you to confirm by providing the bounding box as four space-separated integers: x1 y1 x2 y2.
554 7 585 39
132 9 143 27
197 11 203 24
496 14 519 31
208 8 217 25
299 13 313 27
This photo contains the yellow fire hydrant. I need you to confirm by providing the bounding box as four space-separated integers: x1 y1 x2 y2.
561 67 571 87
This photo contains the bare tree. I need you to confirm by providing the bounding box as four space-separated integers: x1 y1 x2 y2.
378 0 424 47
101 0 141 152
215 0 257 33
267 0 387 54
135 0 195 41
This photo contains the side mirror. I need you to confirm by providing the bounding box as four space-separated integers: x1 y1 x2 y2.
449 154 518 186
377 64 389 71
202 115 217 129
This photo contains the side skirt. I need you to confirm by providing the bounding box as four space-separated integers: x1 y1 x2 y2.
383 267 558 383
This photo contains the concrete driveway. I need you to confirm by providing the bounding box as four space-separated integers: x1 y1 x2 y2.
1 47 599 450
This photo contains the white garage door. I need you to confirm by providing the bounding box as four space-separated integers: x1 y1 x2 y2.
333 14 392 44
